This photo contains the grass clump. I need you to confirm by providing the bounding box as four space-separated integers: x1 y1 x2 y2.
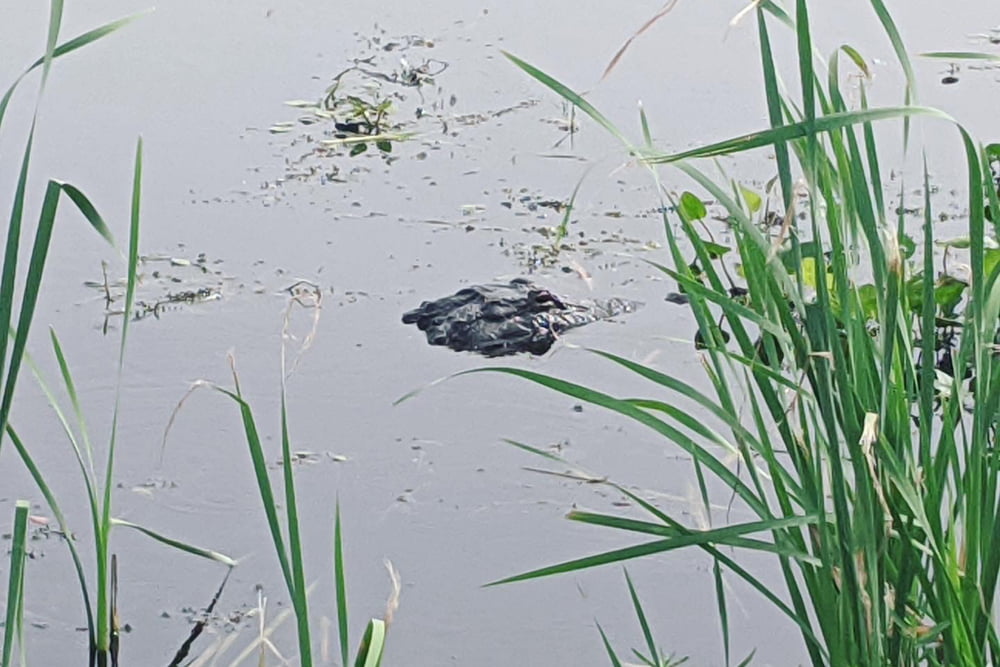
0 7 237 666
484 2 1000 665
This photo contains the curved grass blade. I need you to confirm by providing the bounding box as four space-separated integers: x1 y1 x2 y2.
463 367 768 517
6 423 96 649
213 386 294 595
488 515 815 586
47 328 99 485
645 106 949 164
502 51 635 151
59 184 116 248
110 519 237 566
0 12 147 133
869 0 917 102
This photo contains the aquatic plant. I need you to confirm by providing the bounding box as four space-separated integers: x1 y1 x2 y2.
484 1 1000 664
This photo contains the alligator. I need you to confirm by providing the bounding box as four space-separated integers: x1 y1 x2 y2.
402 278 640 357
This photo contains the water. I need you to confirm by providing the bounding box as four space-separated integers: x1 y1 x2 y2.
2 1 998 664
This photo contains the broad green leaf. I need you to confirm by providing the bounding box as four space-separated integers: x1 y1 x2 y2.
679 191 707 220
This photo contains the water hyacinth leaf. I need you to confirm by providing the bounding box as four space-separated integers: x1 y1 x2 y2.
985 248 1000 280
898 232 916 259
800 256 834 291
376 140 392 153
678 191 707 221
694 325 730 350
739 185 762 213
905 274 929 313
857 284 879 320
700 239 731 259
934 275 967 316
350 142 368 157
778 240 825 273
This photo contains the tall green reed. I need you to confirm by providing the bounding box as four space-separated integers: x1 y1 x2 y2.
480 2 1000 665
169 297 395 666
1 6 233 665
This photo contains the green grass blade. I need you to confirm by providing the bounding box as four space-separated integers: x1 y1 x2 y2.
278 390 312 666
502 51 635 151
96 138 143 655
214 386 294 594
353 619 386 667
623 569 660 667
502 437 565 462
0 179 60 454
868 0 917 145
921 51 1000 62
490 514 815 586
757 7 794 210
40 0 64 90
596 621 624 667
645 106 949 164
465 367 769 518
110 519 236 566
47 328 98 483
639 102 652 148
0 128 33 450
59 184 116 248
334 501 350 667
1 501 30 667
869 0 917 101
0 13 146 134
5 424 96 649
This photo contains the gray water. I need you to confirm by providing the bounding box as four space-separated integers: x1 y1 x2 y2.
1 1 998 665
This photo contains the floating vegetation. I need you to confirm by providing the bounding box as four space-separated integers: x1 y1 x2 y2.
86 253 226 327
253 25 540 199
265 29 450 159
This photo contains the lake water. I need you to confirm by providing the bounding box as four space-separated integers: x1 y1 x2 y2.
2 1 998 665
